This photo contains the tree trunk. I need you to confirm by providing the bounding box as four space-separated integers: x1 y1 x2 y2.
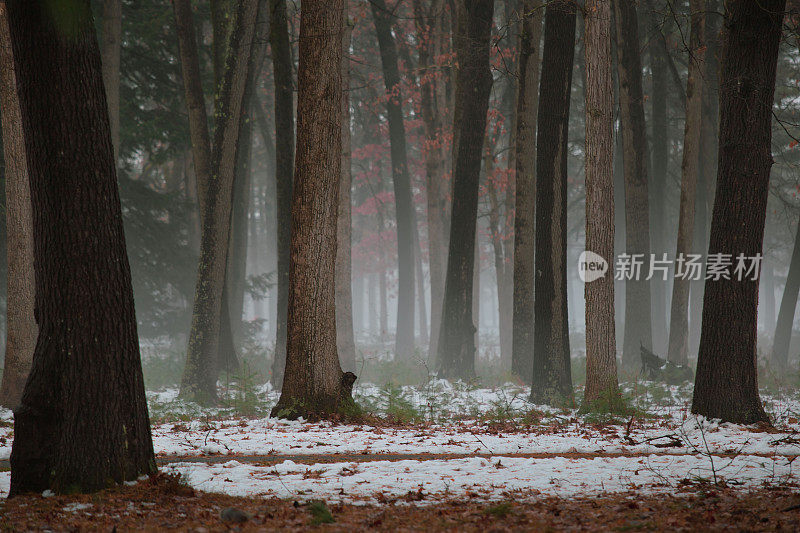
101 0 121 161
268 0 294 388
689 0 721 359
691 0 785 425
6 0 155 495
336 6 356 373
646 1 668 355
772 220 800 368
271 0 356 419
180 0 260 404
762 260 776 335
530 0 575 406
582 0 618 407
0 4 35 410
613 0 653 370
512 0 543 383
666 0 705 366
437 0 494 381
414 0 447 361
370 0 415 360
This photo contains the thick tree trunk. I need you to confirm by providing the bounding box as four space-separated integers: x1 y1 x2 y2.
268 0 294 388
370 0 415 360
180 0 259 404
772 220 800 369
271 0 356 419
336 7 357 373
666 0 705 366
101 0 121 161
613 0 653 370
437 0 494 381
583 0 618 407
691 0 785 425
0 4 35 410
6 0 155 495
511 0 543 383
530 0 574 406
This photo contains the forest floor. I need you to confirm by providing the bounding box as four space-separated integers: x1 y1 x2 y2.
0 377 798 529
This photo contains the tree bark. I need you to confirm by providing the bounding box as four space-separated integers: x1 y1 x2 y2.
691 0 785 425
437 0 494 381
180 0 260 404
271 0 356 419
413 0 448 361
511 0 543 383
666 0 705 366
772 220 800 369
0 3 36 410
336 5 357 373
530 0 575 405
101 0 121 161
6 0 155 495
582 0 618 407
613 0 653 370
268 0 294 388
646 1 669 355
762 260 776 335
370 0 416 360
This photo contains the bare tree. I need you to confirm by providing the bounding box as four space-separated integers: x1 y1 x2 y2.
6 0 155 495
512 0 543 383
530 0 575 405
692 0 785 425
582 0 618 407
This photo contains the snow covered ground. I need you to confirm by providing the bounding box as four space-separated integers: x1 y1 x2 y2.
0 380 798 502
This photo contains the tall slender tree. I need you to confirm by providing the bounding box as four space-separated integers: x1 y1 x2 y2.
530 0 575 405
692 0 785 425
613 0 653 369
370 0 416 359
667 0 705 366
0 3 35 410
271 0 357 419
180 0 260 403
583 0 618 407
437 0 495 380
269 0 295 387
771 220 800 368
6 0 155 495
511 0 543 383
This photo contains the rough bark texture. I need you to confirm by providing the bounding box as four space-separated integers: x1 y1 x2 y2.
180 0 259 404
269 0 294 388
6 0 155 495
691 0 785 425
511 0 543 383
582 0 618 407
336 6 357 373
436 0 494 381
271 0 356 419
101 0 121 161
371 0 415 360
772 220 800 368
666 0 705 366
530 0 575 406
0 3 36 410
613 0 653 370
